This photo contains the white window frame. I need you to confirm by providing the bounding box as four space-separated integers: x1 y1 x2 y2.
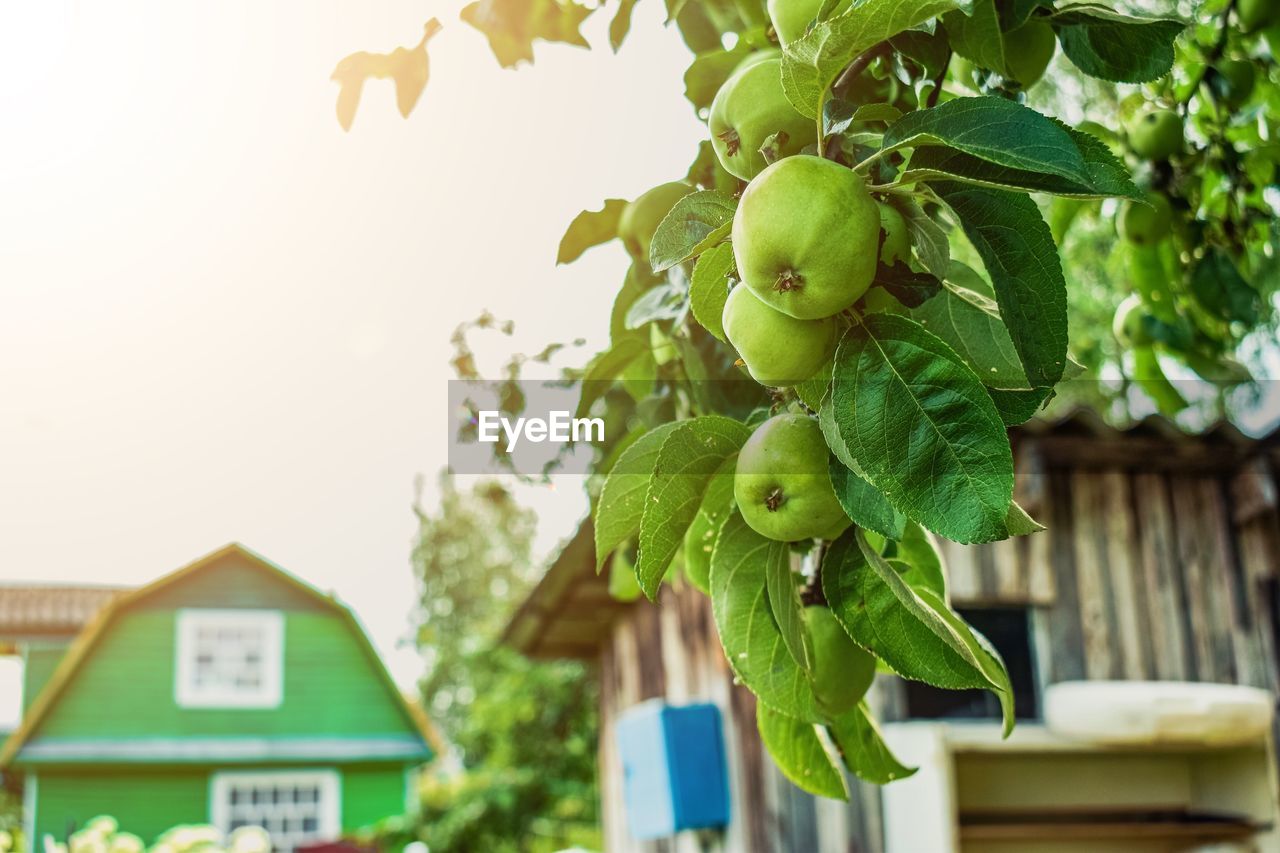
175 608 284 709
209 768 340 851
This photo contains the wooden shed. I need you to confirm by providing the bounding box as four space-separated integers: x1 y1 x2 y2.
504 411 1280 852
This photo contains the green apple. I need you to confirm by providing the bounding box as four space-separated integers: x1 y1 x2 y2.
736 47 782 73
1215 59 1256 108
618 182 696 261
709 56 818 181
723 284 836 386
1118 192 1173 246
877 202 911 266
733 155 880 319
767 0 851 46
1003 20 1056 88
734 413 849 541
1238 0 1280 32
1127 109 1184 161
1113 294 1155 347
806 605 876 714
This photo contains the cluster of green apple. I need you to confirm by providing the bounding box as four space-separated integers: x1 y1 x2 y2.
1094 0 1277 409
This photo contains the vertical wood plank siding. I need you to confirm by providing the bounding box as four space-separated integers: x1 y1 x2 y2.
589 436 1280 851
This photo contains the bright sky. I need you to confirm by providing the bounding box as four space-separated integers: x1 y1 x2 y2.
0 0 704 699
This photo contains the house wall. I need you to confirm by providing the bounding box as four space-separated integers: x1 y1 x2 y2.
22 643 69 712
31 764 412 841
33 768 209 842
31 571 416 742
594 439 1280 852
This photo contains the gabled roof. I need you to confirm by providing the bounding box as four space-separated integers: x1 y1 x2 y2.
1 543 444 767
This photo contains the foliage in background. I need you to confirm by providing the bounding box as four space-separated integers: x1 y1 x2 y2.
410 477 598 851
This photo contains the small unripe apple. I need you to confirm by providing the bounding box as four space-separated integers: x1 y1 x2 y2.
734 413 850 542
722 285 836 387
618 182 696 261
1003 20 1056 88
709 56 818 181
767 0 851 46
1113 294 1156 347
1118 192 1173 246
1127 109 1184 161
877 202 911 266
733 155 880 319
806 605 876 715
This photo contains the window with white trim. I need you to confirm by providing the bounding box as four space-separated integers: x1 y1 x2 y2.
175 609 283 708
210 770 339 853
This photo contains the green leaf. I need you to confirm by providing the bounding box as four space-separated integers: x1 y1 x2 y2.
894 521 946 598
593 421 681 570
576 334 647 421
932 181 1069 390
461 0 595 68
830 314 1014 544
899 123 1141 199
916 584 1015 735
610 263 661 342
823 528 1013 734
625 279 687 329
1191 249 1260 324
891 198 949 280
880 97 1090 189
759 707 850 799
757 701 849 794
827 702 916 784
1004 500 1045 536
781 0 970 120
1049 5 1184 83
795 356 834 412
609 0 641 50
689 243 736 342
557 199 628 264
872 262 942 308
637 416 752 598
765 538 813 672
711 512 824 723
943 0 1007 76
828 460 907 541
649 191 737 273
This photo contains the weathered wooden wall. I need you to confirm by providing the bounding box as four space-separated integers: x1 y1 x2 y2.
597 580 884 853
589 424 1280 852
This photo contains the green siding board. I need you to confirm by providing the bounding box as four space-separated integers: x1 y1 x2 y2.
23 644 70 712
35 610 412 742
137 555 331 614
32 765 412 842
34 768 209 843
340 765 410 831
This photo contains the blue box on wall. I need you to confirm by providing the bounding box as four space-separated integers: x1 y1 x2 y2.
615 699 730 840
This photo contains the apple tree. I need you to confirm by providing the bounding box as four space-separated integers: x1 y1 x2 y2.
336 0 1279 797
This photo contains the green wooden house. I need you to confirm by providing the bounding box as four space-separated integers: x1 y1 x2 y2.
0 544 438 849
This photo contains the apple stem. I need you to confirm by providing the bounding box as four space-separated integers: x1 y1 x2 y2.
765 487 785 512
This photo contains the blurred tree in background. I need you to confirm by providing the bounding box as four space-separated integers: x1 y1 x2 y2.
410 476 599 852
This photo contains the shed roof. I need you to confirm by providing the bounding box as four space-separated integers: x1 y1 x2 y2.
0 584 128 644
504 411 1280 661
0 543 445 767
